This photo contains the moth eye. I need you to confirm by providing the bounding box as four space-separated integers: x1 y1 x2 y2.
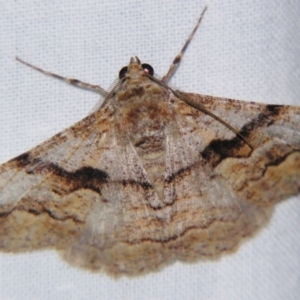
119 66 128 79
142 64 154 76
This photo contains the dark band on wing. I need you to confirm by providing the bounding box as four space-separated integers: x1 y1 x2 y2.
13 153 153 198
201 104 284 166
14 153 108 195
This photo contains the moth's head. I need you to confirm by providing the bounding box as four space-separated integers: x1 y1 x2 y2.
118 56 154 80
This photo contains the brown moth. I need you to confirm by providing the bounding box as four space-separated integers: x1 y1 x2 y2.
0 7 299 277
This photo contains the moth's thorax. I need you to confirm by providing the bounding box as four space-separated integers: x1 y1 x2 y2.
113 60 171 152
115 75 172 156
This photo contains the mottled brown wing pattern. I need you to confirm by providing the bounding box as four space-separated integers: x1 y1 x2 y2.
178 93 300 205
0 107 113 252
1 80 299 276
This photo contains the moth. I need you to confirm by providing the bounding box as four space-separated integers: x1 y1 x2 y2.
1 7 299 277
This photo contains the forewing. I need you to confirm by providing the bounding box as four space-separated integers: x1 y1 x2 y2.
176 92 300 205
0 107 119 252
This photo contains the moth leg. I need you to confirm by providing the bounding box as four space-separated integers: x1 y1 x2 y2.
162 6 207 82
16 56 109 97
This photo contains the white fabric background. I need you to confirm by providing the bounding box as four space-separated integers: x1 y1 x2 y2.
0 1 299 299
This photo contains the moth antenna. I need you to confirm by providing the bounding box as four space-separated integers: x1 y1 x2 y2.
16 56 109 97
162 6 207 82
